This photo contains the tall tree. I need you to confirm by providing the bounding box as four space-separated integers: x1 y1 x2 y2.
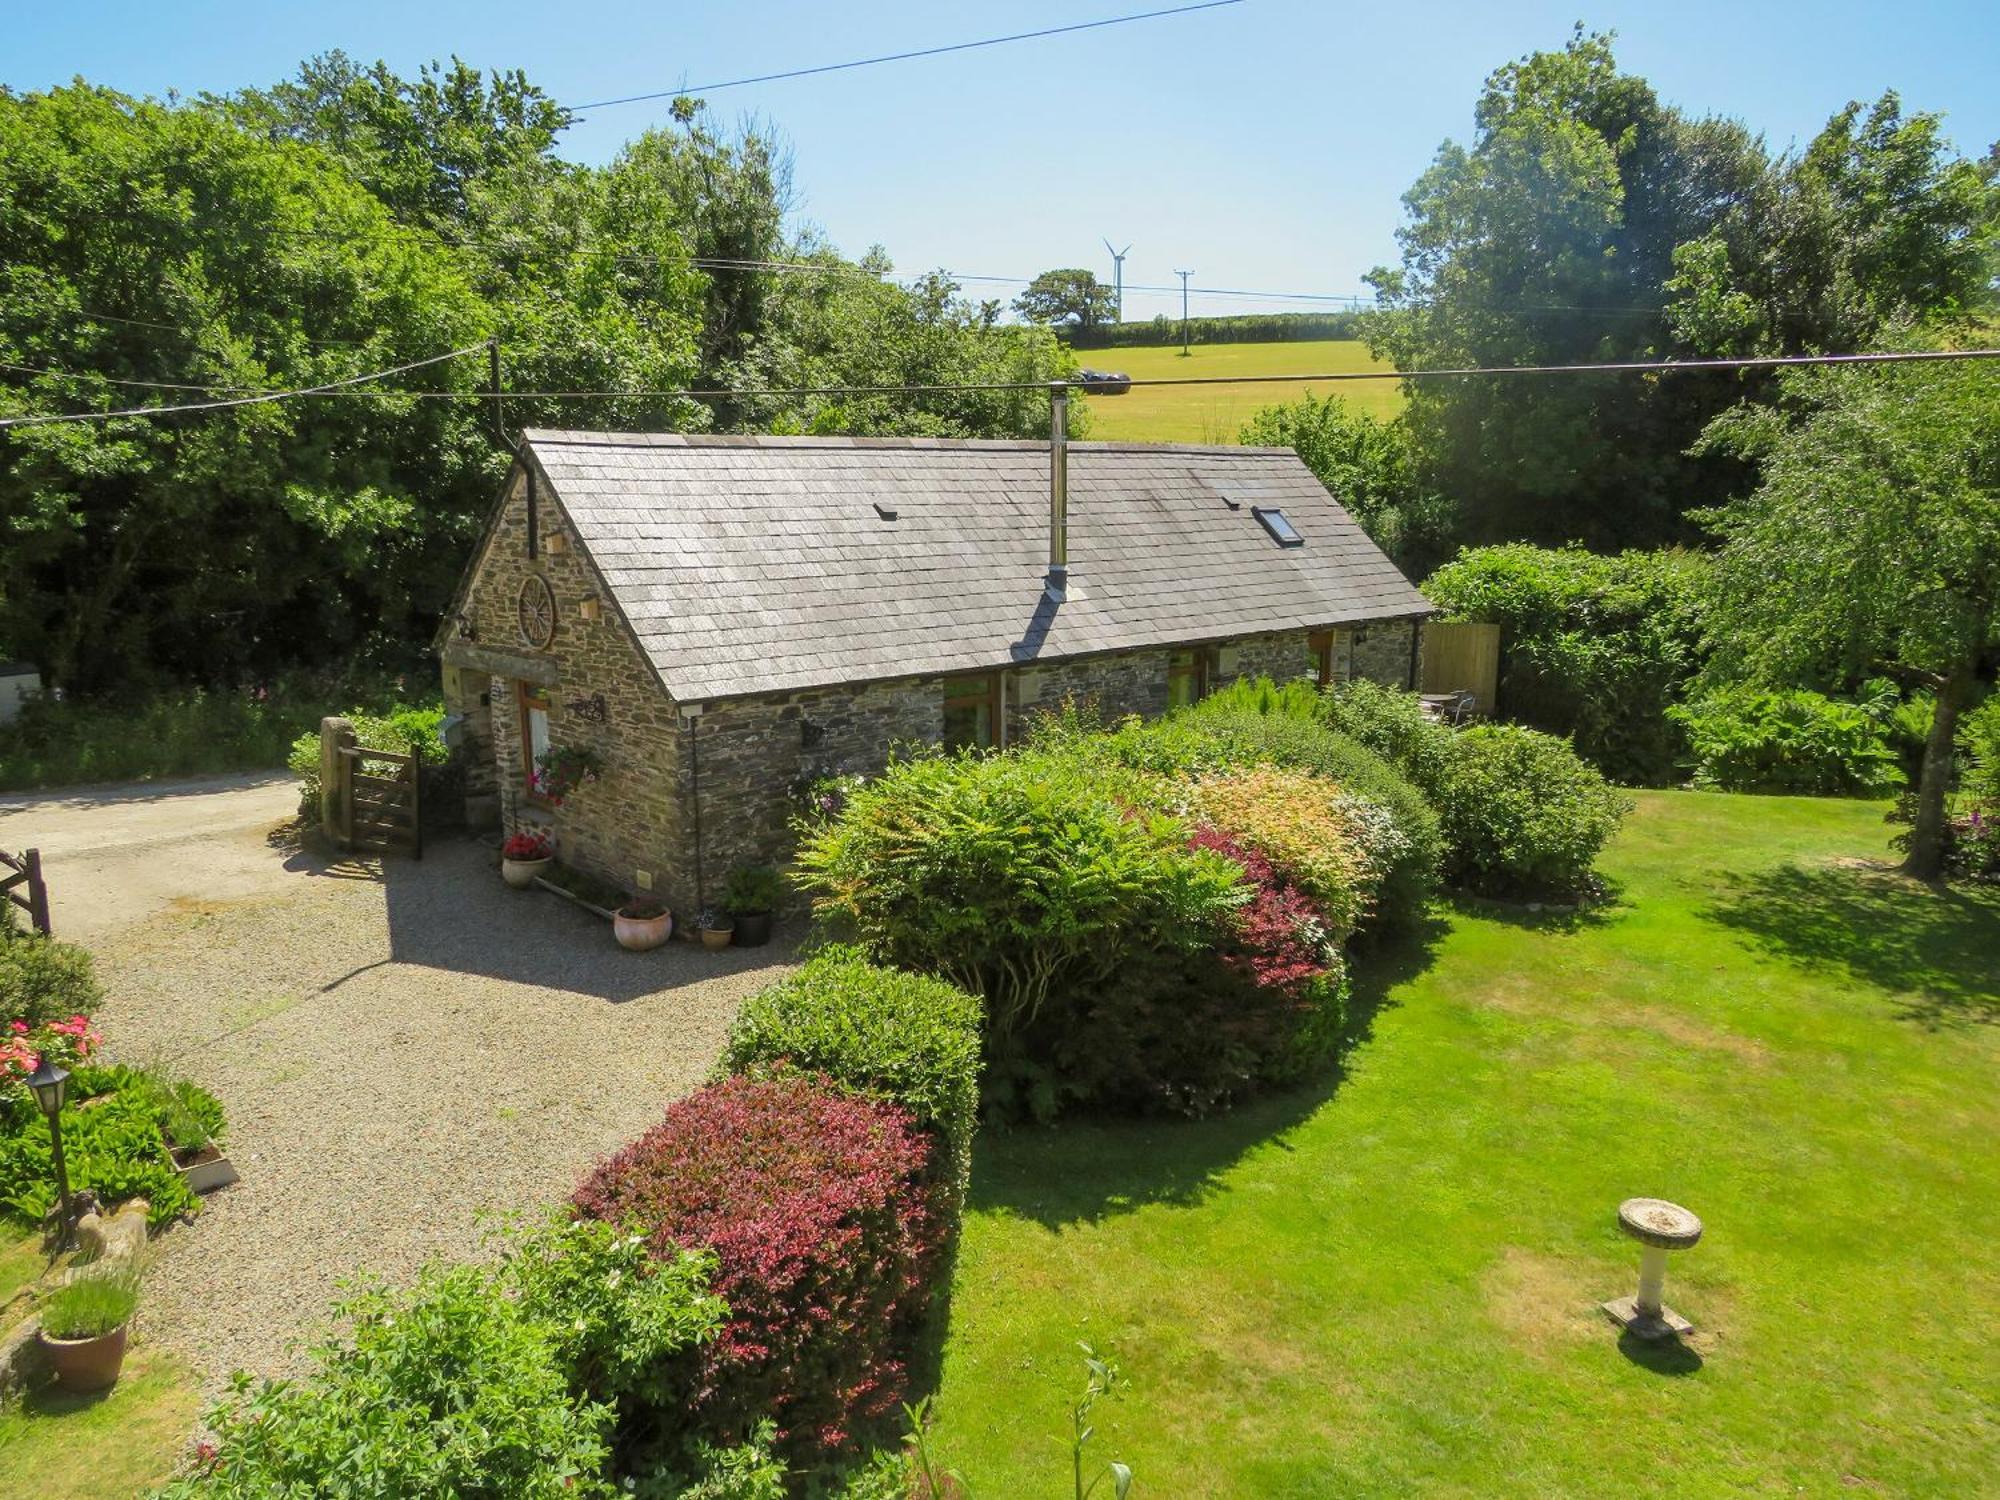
1012 269 1117 331
0 83 492 693
1694 357 2000 877
1367 29 1996 553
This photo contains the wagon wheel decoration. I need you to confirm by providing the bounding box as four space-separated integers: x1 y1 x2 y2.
516 575 557 649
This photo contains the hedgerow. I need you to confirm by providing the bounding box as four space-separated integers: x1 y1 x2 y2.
572 1072 944 1461
1424 544 1709 784
720 949 983 1218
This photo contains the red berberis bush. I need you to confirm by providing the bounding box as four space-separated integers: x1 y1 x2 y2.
572 1071 944 1459
1187 825 1330 999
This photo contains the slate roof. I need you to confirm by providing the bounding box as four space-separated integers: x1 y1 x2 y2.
521 430 1432 704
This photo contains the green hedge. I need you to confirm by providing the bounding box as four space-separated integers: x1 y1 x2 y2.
1319 680 1626 896
0 673 428 793
1424 544 1709 784
1429 725 1631 895
0 927 102 1027
720 948 984 1212
287 702 446 822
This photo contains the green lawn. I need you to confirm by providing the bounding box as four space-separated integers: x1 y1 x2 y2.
0 1345 198 1496
926 791 1999 1495
1075 340 1402 444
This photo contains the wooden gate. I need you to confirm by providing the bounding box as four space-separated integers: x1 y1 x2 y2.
1418 622 1501 712
1 847 51 935
321 717 422 859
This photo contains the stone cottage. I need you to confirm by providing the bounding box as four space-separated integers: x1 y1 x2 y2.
436 426 1432 917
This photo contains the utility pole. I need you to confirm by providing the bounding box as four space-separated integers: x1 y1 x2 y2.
1102 239 1131 323
1175 270 1193 356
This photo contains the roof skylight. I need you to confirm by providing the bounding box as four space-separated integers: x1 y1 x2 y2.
1254 507 1304 547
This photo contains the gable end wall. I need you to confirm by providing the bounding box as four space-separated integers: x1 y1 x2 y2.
448 471 687 904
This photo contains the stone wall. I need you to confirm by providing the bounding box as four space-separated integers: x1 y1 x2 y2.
445 470 687 905
1353 618 1418 688
446 476 1424 920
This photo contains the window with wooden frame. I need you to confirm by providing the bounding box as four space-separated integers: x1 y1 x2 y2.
1309 629 1355 687
1167 648 1210 710
517 681 552 801
942 673 1001 751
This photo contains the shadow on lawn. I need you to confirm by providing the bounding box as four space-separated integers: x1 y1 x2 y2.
966 915 1446 1229
1703 861 2000 1029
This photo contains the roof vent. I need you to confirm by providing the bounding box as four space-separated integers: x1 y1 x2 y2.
873 500 897 520
1254 507 1304 547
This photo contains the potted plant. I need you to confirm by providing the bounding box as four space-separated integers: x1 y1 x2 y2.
501 829 554 888
613 896 673 952
694 908 735 951
38 1263 141 1393
150 1075 238 1194
532 745 604 805
722 865 782 948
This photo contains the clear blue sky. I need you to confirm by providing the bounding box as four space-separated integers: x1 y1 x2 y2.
8 1 1997 319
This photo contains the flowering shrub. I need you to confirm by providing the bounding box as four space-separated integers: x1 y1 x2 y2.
0 1013 99 1097
794 750 1243 1049
573 1072 945 1459
503 830 554 861
533 744 603 803
1939 803 2000 883
1054 692 1443 933
1187 828 1348 1084
1183 767 1375 936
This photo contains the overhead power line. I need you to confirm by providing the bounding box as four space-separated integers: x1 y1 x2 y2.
571 1 1246 112
3 347 1993 430
0 345 488 430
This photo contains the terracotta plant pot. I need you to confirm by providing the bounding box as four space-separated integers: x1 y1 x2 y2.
614 909 673 951
501 855 552 889
731 909 773 948
699 925 734 951
40 1322 130 1394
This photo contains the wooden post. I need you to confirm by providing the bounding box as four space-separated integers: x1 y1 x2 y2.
320 718 357 847
410 738 424 862
24 849 49 936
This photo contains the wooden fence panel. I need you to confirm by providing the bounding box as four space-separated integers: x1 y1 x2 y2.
1419 622 1501 713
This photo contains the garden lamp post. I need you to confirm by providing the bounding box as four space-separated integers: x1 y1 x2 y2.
25 1057 73 1248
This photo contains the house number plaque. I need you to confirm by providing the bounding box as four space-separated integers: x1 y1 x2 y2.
565 692 609 724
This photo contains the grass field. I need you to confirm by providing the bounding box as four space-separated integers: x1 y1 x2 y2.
1075 339 1402 444
926 791 1999 1495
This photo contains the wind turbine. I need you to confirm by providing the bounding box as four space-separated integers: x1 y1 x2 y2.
1103 239 1132 323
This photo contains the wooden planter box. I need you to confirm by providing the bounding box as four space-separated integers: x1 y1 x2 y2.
175 1146 240 1195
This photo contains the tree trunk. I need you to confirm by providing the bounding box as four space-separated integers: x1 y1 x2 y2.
1901 661 1972 880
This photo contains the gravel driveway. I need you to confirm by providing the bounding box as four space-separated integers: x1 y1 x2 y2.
0 776 798 1388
